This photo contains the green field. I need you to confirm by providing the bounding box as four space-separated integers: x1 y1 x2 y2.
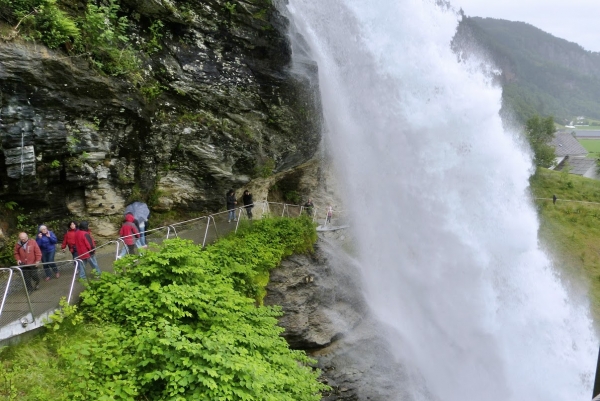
531 169 600 321
578 139 600 158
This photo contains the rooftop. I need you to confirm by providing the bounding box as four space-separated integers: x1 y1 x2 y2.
550 132 588 156
555 157 596 176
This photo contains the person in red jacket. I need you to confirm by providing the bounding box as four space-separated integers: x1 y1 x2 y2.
74 221 101 279
61 221 78 259
14 232 42 292
119 213 140 255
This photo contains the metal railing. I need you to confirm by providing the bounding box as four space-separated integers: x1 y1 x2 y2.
0 201 348 339
0 260 80 336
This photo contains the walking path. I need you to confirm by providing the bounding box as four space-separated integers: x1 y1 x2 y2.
0 201 348 342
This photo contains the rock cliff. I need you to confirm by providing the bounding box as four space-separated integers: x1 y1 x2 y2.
266 232 411 401
0 0 320 234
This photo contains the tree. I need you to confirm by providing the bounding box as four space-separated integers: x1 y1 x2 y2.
525 115 557 168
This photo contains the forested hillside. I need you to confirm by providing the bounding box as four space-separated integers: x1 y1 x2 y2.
453 16 600 123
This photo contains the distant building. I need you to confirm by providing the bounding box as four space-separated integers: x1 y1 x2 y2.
549 131 597 178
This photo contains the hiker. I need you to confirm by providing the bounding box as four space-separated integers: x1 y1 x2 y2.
61 221 78 259
242 190 253 220
119 213 140 255
303 199 314 217
124 202 150 247
36 225 59 281
226 189 237 223
326 206 333 224
74 221 101 278
14 232 41 293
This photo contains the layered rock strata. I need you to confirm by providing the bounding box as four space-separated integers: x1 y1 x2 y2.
0 0 320 233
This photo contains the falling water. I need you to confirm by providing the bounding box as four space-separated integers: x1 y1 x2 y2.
281 0 598 400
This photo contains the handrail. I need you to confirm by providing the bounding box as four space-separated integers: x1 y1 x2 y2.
0 268 13 318
11 267 35 323
0 200 337 331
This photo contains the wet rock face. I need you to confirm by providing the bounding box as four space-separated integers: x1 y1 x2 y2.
0 0 320 224
265 243 366 349
266 237 412 401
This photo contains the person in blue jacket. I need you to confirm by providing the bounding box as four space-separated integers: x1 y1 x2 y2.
36 224 59 280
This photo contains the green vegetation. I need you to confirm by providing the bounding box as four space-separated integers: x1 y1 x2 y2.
0 218 325 400
77 0 139 77
0 0 141 77
578 139 600 159
223 1 236 15
145 19 164 55
530 169 600 319
140 80 165 102
525 115 556 168
255 158 275 178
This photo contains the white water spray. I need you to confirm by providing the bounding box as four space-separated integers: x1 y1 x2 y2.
282 0 598 400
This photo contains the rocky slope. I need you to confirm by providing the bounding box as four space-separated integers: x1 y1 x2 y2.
265 232 411 401
0 0 321 234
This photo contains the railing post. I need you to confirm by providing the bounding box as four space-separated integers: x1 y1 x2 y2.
235 207 244 233
202 217 211 248
115 239 129 260
14 267 35 323
167 225 178 239
212 215 220 239
0 269 13 318
67 260 83 304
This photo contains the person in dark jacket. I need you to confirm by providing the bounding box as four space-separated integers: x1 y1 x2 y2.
36 225 59 280
242 190 253 220
226 189 237 223
14 232 42 292
61 221 78 259
119 213 140 255
74 221 101 279
303 199 315 217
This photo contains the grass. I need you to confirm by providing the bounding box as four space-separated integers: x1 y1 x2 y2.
579 139 600 159
0 321 95 400
530 168 600 319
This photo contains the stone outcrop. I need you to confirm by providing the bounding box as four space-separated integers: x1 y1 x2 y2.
266 232 411 401
0 0 321 232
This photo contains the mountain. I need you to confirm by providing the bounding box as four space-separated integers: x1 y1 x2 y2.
453 16 600 123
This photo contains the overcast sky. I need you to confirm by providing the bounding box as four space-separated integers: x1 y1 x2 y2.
450 0 600 52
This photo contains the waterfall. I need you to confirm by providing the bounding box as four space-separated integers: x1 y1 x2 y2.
281 0 598 400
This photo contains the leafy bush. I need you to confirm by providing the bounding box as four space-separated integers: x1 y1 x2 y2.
254 158 276 178
77 0 140 77
526 114 557 168
0 218 325 400
0 0 79 48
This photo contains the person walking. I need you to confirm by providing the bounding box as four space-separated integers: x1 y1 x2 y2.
74 221 101 279
326 206 333 224
226 189 237 223
242 190 253 220
36 225 59 281
14 232 42 293
119 213 140 256
61 221 78 259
